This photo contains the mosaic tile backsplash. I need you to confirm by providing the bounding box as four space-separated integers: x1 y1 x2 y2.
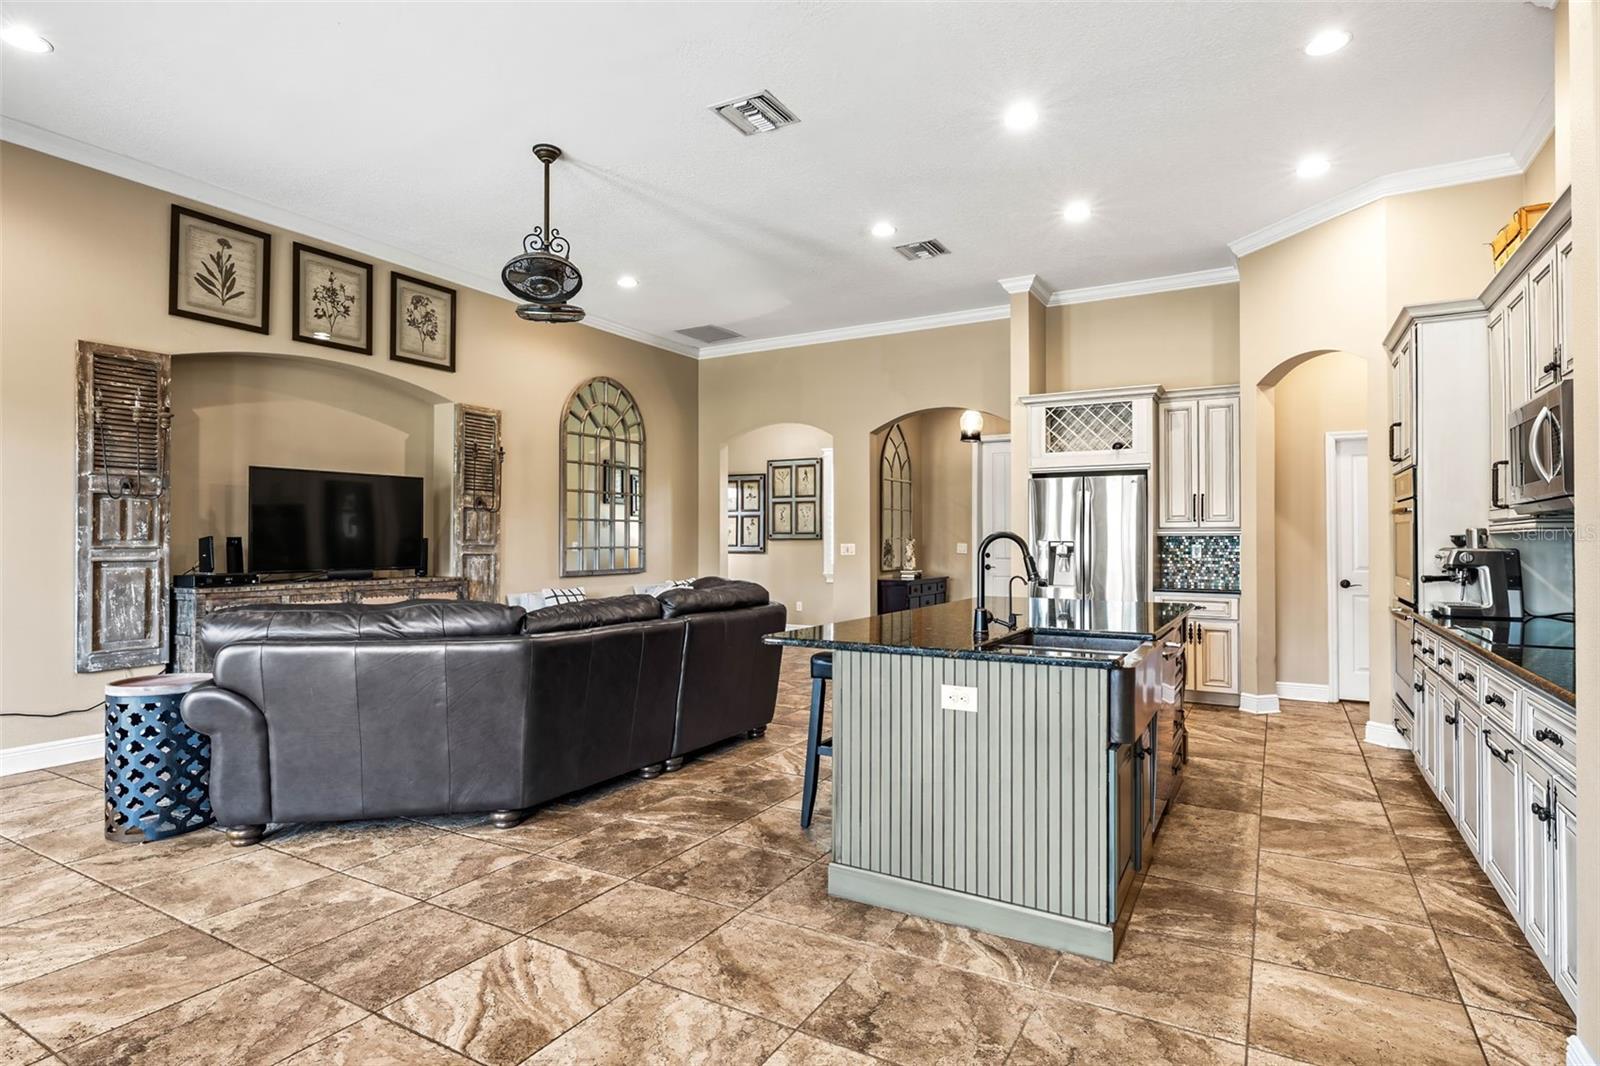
1157 534 1241 592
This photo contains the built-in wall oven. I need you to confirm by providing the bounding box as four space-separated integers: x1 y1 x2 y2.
1508 380 1574 514
1391 467 1416 607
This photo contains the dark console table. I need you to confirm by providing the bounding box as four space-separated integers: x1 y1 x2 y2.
172 575 469 672
876 575 948 615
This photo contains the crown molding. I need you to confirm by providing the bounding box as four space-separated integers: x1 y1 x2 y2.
1228 153 1524 259
997 274 1050 302
0 117 698 358
1510 88 1555 170
696 303 1009 359
1046 266 1239 306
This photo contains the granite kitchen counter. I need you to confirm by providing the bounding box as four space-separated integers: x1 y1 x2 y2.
768 596 1193 666
1398 607 1575 705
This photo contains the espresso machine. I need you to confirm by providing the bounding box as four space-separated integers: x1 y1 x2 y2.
1426 529 1524 621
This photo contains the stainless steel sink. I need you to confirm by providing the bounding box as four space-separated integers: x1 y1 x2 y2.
980 629 1142 662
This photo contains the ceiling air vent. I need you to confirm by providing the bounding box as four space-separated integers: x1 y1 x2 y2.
711 91 800 136
894 239 951 261
676 324 744 344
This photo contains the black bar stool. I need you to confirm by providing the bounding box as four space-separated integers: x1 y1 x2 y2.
801 651 833 829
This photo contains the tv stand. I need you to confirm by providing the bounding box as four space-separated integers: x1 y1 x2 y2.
172 573 469 672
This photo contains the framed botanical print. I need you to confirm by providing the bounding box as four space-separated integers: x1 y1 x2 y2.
169 205 271 333
391 272 457 372
768 457 822 541
293 243 373 354
727 473 765 553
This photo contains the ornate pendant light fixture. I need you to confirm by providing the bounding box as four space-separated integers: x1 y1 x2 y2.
502 143 585 323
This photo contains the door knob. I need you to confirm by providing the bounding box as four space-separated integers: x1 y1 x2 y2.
1339 579 1352 588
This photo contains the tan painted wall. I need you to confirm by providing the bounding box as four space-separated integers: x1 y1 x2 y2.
697 319 1011 622
1045 284 1241 393
1523 134 1558 206
1271 351 1370 687
0 144 698 750
725 422 833 625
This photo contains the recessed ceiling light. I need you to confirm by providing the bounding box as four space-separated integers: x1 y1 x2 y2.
1003 101 1039 133
1 24 53 53
870 220 896 238
1296 155 1331 179
1062 200 1092 223
616 275 639 289
1304 29 1351 57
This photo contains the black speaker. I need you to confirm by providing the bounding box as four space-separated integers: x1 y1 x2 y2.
417 537 429 577
226 536 244 574
197 536 215 573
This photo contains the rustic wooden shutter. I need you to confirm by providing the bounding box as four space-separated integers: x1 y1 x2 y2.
451 404 503 601
76 341 173 671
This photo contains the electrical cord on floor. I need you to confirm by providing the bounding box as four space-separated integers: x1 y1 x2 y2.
1 700 105 718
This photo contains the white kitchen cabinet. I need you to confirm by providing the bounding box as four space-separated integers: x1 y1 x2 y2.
1189 620 1239 696
1416 672 1436 788
1485 295 1515 521
1437 688 1460 819
1521 755 1555 967
1389 332 1415 469
1553 776 1579 1004
1557 228 1575 379
1480 719 1522 918
1156 387 1240 532
1528 243 1561 398
1023 386 1158 472
1457 703 1484 857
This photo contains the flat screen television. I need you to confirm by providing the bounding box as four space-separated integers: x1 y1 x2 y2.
248 466 424 574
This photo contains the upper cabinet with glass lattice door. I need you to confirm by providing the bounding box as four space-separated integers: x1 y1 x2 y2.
1020 385 1160 472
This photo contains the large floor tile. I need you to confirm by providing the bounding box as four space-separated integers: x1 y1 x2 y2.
1144 833 1258 894
197 873 415 961
747 862 904 943
524 981 787 1065
1259 784 1390 830
47 760 104 786
804 950 1035 1065
1173 775 1261 814
451 807 609 852
67 829 235 890
1252 898 1457 999
0 794 101 842
0 867 109 927
1397 834 1494 885
619 789 770 836
534 882 736 974
345 833 526 899
1048 930 1252 1042
654 913 866 1026
383 938 636 1065
0 777 96 813
266 818 442 870
1467 1006 1574 1066
1126 875 1256 957
883 914 1062 987
1256 852 1429 926
430 855 620 933
0 1013 48 1066
56 968 363 1066
1258 815 1407 872
0 842 56 883
540 819 704 877
1262 746 1371 779
1185 755 1265 784
1157 804 1260 851
279 1015 473 1065
636 838 811 908
278 904 516 1011
1415 877 1525 945
0 894 176 988
717 805 831 858
1247 961 1484 1066
1010 996 1246 1066
763 1033 879 1066
1384 803 1460 840
0 927 259 1051
1261 765 1377 798
1438 932 1574 1027
125 847 329 922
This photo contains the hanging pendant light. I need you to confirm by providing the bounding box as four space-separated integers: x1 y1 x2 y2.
502 143 585 323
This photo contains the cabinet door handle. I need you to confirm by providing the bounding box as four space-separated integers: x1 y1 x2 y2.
1534 727 1566 748
1411 638 1423 648
1483 730 1512 765
1393 717 1410 739
1191 492 1197 518
1413 682 1425 693
1491 460 1510 509
1531 799 1554 823
1199 492 1205 517
1388 422 1402 462
1543 359 1561 376
1444 711 1458 727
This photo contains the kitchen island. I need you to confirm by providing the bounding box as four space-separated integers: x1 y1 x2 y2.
769 596 1192 960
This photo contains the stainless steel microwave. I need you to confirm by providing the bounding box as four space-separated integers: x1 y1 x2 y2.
1508 380 1574 514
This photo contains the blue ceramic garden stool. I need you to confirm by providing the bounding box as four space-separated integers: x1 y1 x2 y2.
801 651 833 829
104 673 215 843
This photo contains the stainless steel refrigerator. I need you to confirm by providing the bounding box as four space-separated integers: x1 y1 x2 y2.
1028 472 1149 600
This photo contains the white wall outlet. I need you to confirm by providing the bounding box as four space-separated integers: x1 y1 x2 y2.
839 543 857 556
940 683 979 713
956 542 968 555
1190 542 1204 561
795 600 803 612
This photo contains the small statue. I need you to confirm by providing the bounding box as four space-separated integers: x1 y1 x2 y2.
903 537 917 571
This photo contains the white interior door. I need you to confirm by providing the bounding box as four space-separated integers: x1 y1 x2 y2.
1330 433 1371 701
973 436 1012 583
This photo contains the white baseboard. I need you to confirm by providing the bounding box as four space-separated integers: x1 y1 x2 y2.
1364 720 1411 750
1569 1035 1597 1066
0 734 101 776
1276 682 1334 703
1238 693 1280 715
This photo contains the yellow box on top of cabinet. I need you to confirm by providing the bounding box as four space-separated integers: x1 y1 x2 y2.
1491 203 1552 270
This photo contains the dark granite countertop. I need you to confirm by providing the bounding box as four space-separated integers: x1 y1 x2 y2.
1396 607 1575 706
768 597 1194 666
1153 586 1240 596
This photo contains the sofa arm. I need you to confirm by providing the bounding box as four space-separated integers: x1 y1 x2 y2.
181 684 271 827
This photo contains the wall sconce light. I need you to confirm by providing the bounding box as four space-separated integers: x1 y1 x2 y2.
959 410 985 443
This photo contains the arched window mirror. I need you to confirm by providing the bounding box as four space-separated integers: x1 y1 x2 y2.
560 377 645 576
879 422 912 571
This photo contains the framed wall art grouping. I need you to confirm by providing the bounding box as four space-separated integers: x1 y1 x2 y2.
292 243 373 354
767 457 822 540
169 205 272 333
727 473 766 553
391 272 458 372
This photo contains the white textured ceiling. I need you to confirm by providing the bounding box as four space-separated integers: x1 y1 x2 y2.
0 1 1553 354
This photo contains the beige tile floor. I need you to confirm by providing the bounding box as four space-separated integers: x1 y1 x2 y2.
0 650 1575 1064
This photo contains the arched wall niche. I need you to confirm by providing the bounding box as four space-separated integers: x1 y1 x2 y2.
169 350 455 574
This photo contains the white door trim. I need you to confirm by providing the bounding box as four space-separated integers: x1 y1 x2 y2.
971 434 1013 589
1325 431 1369 702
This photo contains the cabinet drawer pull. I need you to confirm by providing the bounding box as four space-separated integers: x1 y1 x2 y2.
1484 692 1507 708
1410 638 1423 648
1437 655 1454 669
1534 727 1566 748
1483 730 1512 765
1456 671 1476 685
1393 717 1410 739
